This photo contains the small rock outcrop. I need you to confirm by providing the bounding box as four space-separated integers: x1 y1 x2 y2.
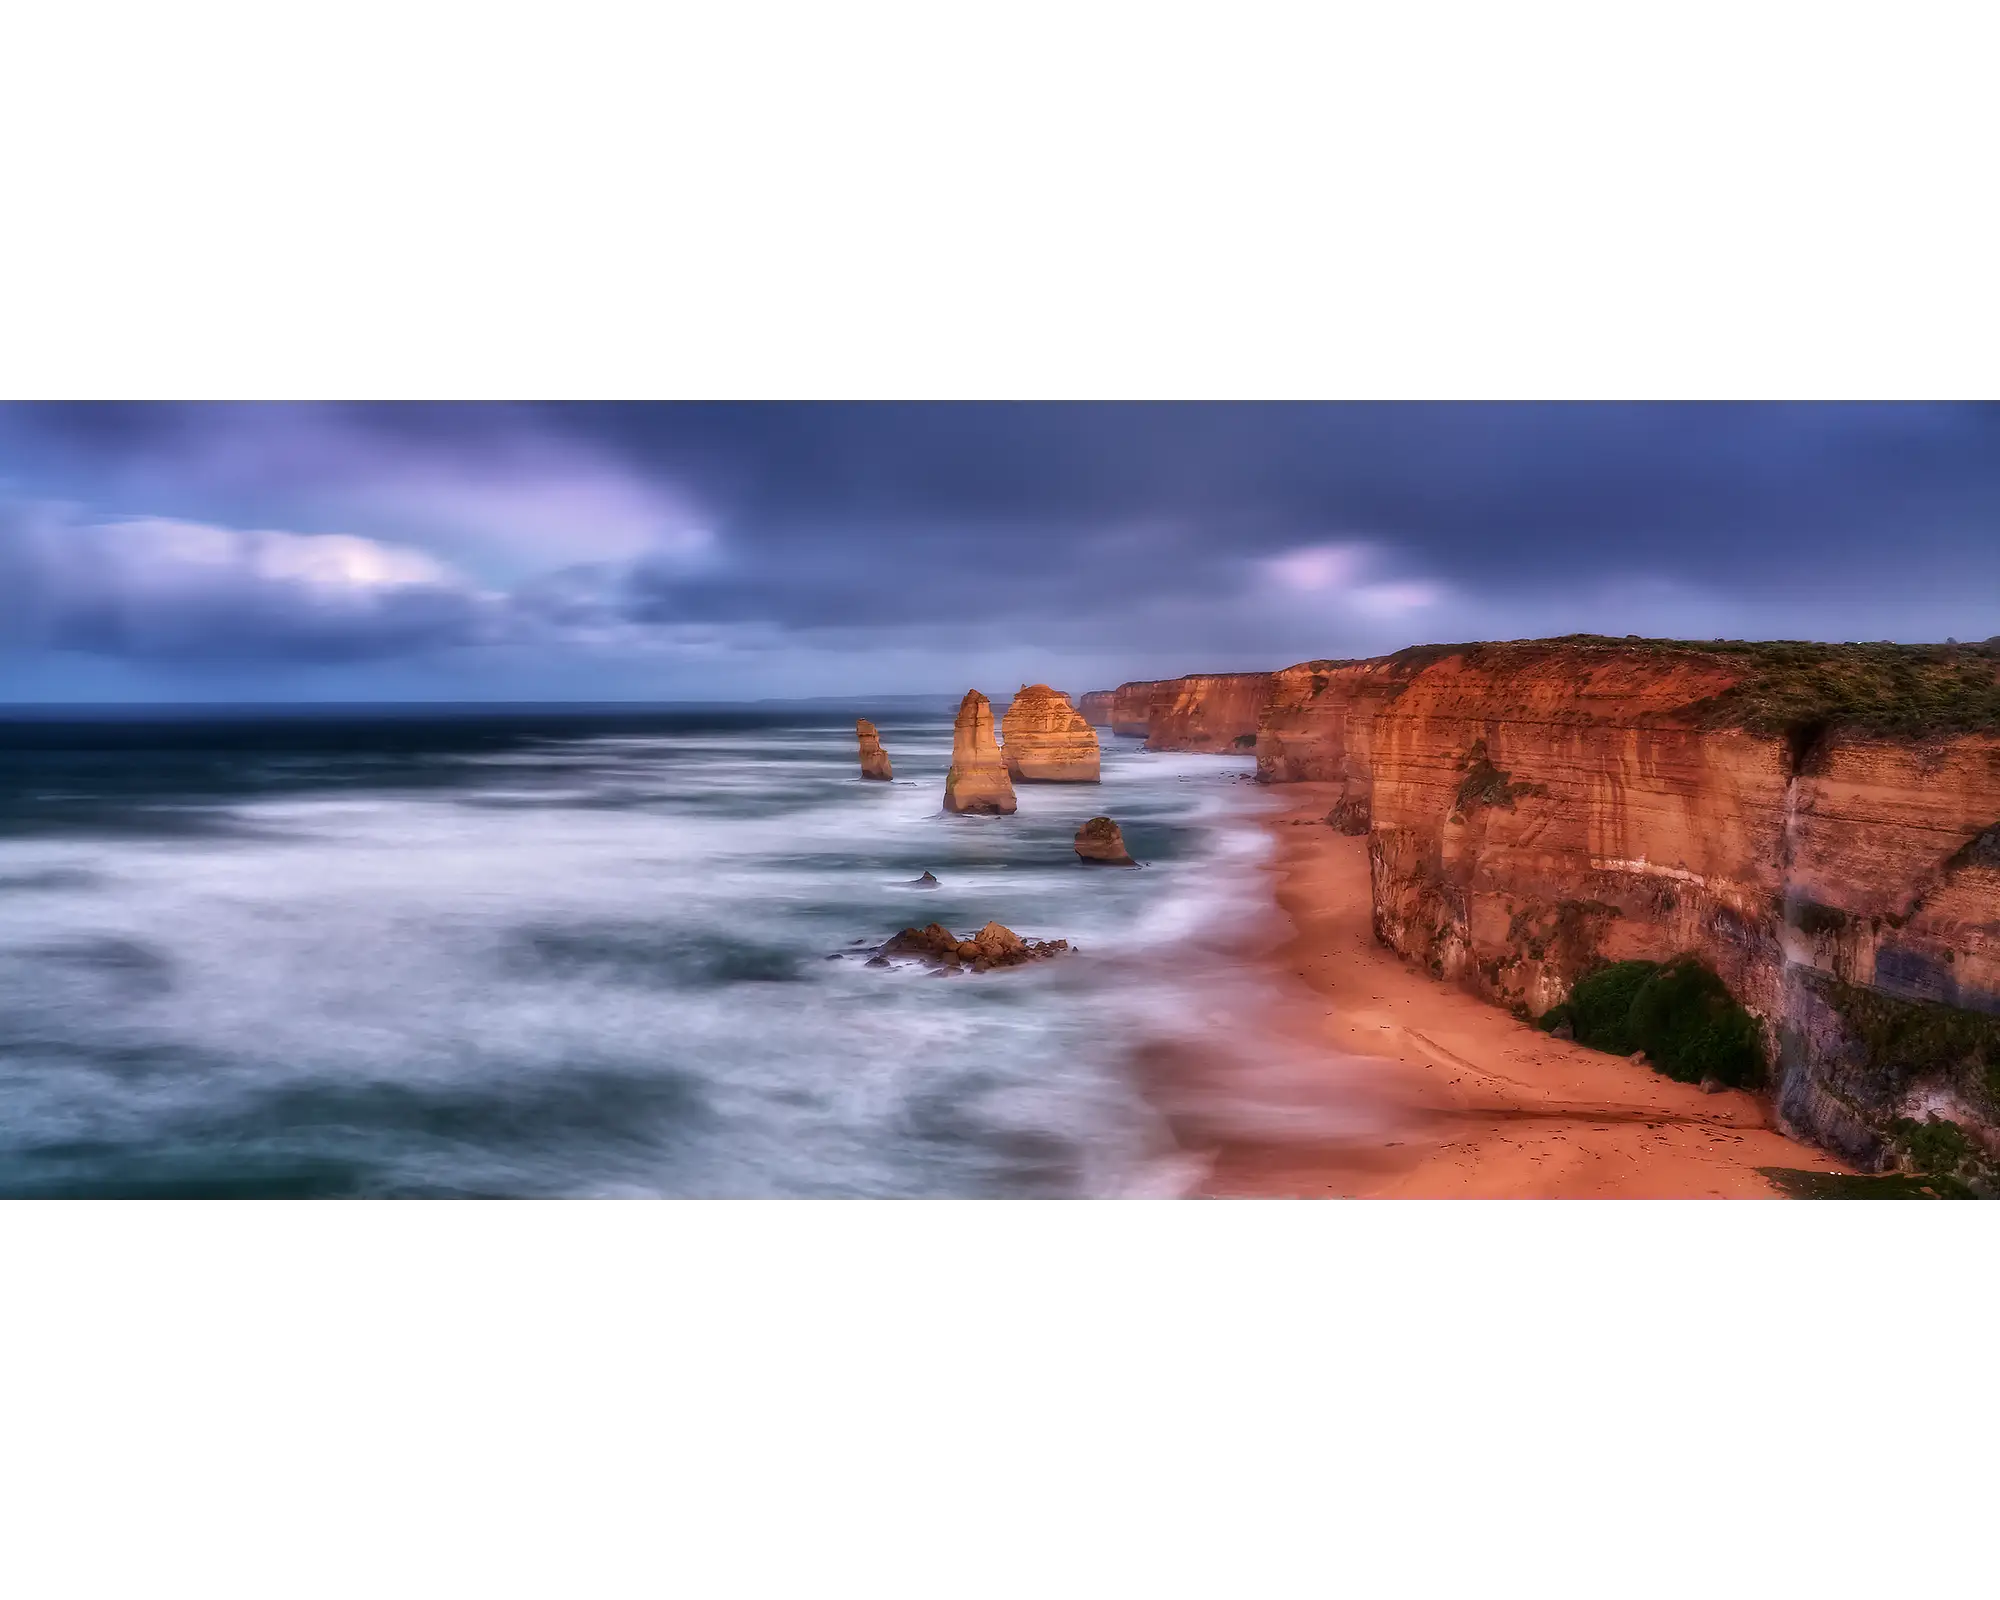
1075 816 1137 866
1000 685 1101 782
877 920 1069 971
909 870 939 888
943 690 1017 814
857 719 893 780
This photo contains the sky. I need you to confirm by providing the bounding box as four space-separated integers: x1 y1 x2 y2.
1 402 1995 703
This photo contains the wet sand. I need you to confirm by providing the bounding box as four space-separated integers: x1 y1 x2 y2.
1143 784 1848 1198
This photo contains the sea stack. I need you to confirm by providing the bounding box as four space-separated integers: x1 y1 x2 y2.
1000 685 1101 782
856 719 893 780
1075 816 1137 865
943 690 1017 814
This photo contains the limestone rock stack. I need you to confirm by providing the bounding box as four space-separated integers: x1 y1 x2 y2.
856 719 893 780
1000 685 1101 782
942 690 1017 814
1074 816 1137 865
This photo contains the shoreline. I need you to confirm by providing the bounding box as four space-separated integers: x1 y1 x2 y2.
1139 783 1849 1198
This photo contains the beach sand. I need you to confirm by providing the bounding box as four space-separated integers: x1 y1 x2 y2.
1140 784 1849 1198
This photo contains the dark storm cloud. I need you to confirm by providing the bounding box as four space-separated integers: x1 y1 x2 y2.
0 402 1995 694
548 401 2000 598
0 501 491 665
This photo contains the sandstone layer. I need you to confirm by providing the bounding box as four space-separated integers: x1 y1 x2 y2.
1077 690 1117 728
1144 673 1276 752
942 690 1017 814
856 719 893 780
1235 637 2000 1170
1000 685 1101 782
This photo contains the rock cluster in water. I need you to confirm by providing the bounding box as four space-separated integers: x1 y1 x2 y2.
1074 816 1137 866
875 920 1069 972
1000 684 1101 782
943 690 1017 814
857 719 893 780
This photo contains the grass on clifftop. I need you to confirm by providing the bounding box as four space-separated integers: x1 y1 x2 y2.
1546 636 1998 739
1684 639 2000 739
1539 956 1766 1089
1379 636 2000 741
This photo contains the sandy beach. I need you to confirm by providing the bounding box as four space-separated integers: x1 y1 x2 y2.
1143 784 1849 1198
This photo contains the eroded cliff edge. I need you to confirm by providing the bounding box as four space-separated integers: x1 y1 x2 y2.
1144 672 1275 752
1091 638 2000 1170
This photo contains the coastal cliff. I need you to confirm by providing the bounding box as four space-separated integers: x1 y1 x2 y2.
1000 685 1100 782
1102 635 1999 1171
1278 638 1999 1168
1080 672 1280 751
1143 672 1275 753
1255 659 1410 829
1105 681 1160 738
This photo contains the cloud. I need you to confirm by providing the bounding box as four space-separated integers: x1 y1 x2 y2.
1262 543 1368 592
1349 581 1441 616
1258 541 1444 622
328 433 717 572
2 403 1997 698
0 404 720 575
0 501 493 664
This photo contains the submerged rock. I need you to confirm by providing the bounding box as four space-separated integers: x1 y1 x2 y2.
943 690 1017 814
876 919 1068 972
883 922 962 959
1074 816 1137 866
909 870 939 888
1000 684 1101 782
857 719 893 780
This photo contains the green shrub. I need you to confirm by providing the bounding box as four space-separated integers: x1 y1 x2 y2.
1540 956 1766 1089
1627 957 1767 1087
1758 1167 1977 1200
1889 1116 1977 1177
1453 739 1548 814
1541 960 1654 1055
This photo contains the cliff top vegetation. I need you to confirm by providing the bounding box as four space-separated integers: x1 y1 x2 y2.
1373 635 2000 740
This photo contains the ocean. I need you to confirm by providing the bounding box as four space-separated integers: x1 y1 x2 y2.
0 707 1272 1197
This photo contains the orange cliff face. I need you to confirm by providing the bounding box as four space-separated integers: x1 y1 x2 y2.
1143 673 1275 753
1076 690 1117 728
1255 659 1412 829
1000 685 1101 782
1105 681 1160 738
1346 640 2000 1168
